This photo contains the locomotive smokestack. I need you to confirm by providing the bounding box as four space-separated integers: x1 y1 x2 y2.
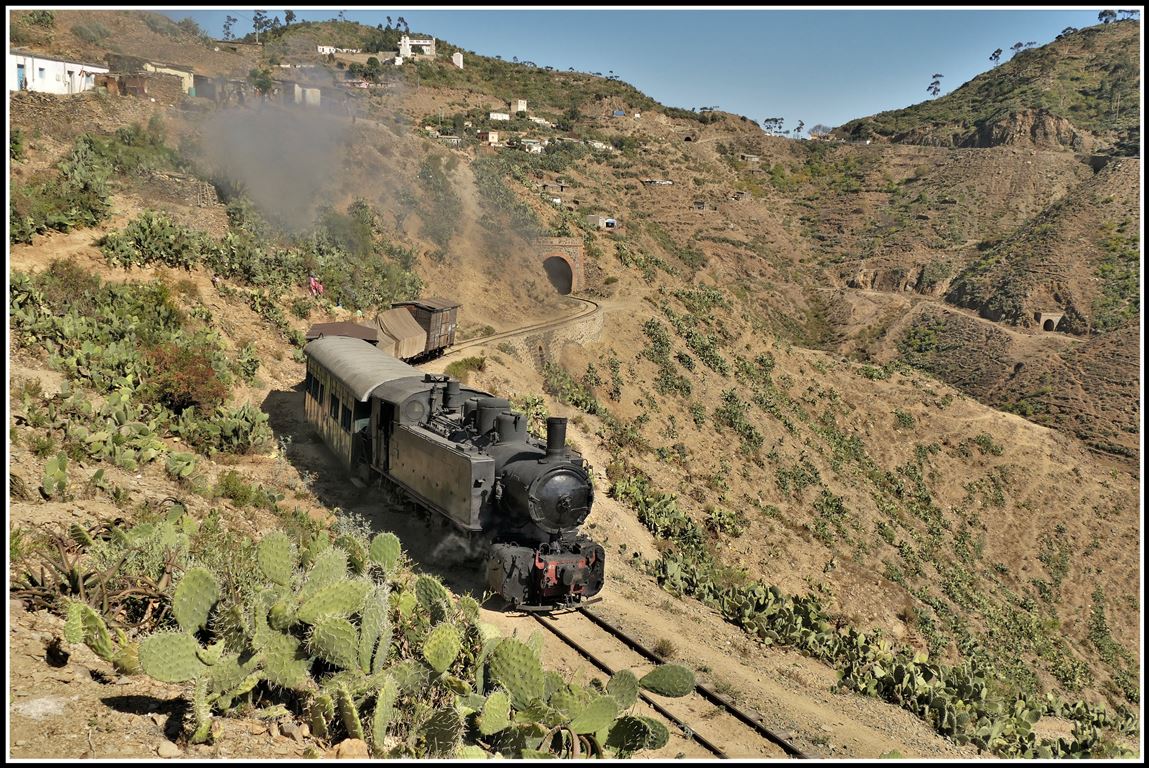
444 379 462 411
545 417 568 461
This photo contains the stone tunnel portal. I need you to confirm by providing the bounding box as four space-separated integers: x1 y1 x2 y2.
543 256 573 295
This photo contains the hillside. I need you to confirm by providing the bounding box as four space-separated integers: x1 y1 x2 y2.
7 10 1141 761
835 20 1141 155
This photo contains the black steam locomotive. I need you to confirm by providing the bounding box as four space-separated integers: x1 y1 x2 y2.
302 336 605 609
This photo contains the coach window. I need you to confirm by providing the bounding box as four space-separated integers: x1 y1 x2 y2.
341 404 353 433
330 393 340 421
305 370 315 399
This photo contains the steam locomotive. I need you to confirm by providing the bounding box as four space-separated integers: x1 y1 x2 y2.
302 335 605 609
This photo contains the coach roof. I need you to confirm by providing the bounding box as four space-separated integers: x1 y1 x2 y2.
304 336 422 401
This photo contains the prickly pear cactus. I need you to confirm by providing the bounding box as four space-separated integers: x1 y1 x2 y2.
138 631 209 683
334 682 364 740
306 692 336 740
309 616 360 671
299 547 349 601
368 532 402 574
637 715 670 750
569 695 620 735
488 638 544 709
605 715 653 754
639 664 695 697
260 629 311 691
370 675 399 755
358 586 391 674
478 689 512 736
414 574 451 622
607 669 640 709
173 567 220 633
257 531 297 586
422 623 461 675
295 577 370 624
421 708 463 757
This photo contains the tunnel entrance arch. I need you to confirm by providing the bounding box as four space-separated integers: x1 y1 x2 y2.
1035 311 1064 332
535 237 584 294
543 256 574 294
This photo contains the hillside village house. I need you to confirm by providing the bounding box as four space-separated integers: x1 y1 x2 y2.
10 50 109 94
511 98 527 113
398 35 436 58
478 130 500 145
489 111 510 121
142 61 195 94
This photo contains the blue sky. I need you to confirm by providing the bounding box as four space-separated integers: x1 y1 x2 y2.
161 6 1124 133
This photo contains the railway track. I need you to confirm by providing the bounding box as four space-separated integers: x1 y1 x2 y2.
443 296 601 355
530 606 808 759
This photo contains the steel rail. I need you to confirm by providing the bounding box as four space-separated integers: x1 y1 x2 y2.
444 296 600 354
530 613 729 759
576 607 809 759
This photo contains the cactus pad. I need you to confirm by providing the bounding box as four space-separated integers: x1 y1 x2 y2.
334 682 364 741
63 601 85 644
261 630 311 691
422 623 461 674
570 695 619 735
458 595 481 624
370 675 399 753
173 567 220 633
639 664 694 697
299 547 349 601
257 531 297 586
605 715 653 754
489 638 544 709
306 692 335 740
75 601 115 661
139 631 208 683
296 578 370 624
636 715 670 750
414 575 451 621
358 586 391 674
478 689 512 736
421 708 462 757
368 532 402 573
309 616 360 670
334 533 368 575
607 669 640 709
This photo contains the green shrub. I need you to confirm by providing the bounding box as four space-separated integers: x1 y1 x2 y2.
71 21 111 43
444 356 486 381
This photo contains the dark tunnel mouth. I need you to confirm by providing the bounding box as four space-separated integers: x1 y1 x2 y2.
543 256 573 295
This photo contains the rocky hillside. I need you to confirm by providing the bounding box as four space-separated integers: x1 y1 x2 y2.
836 20 1141 155
8 10 1141 760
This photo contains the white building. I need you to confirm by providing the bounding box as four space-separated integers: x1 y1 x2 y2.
528 116 553 128
489 111 510 121
511 98 527 113
398 35 436 58
451 52 463 69
10 51 108 95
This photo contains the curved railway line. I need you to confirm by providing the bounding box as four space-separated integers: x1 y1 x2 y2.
530 606 808 759
443 295 601 355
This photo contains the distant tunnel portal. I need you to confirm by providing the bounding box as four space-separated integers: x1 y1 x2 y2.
544 256 573 295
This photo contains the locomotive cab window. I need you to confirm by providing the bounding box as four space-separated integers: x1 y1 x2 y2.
329 393 340 421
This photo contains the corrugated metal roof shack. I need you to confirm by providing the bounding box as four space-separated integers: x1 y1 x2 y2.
374 309 427 360
392 298 460 355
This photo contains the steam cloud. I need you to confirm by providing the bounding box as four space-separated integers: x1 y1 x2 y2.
198 106 350 232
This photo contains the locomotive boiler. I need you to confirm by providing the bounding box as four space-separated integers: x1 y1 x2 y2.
302 335 605 609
